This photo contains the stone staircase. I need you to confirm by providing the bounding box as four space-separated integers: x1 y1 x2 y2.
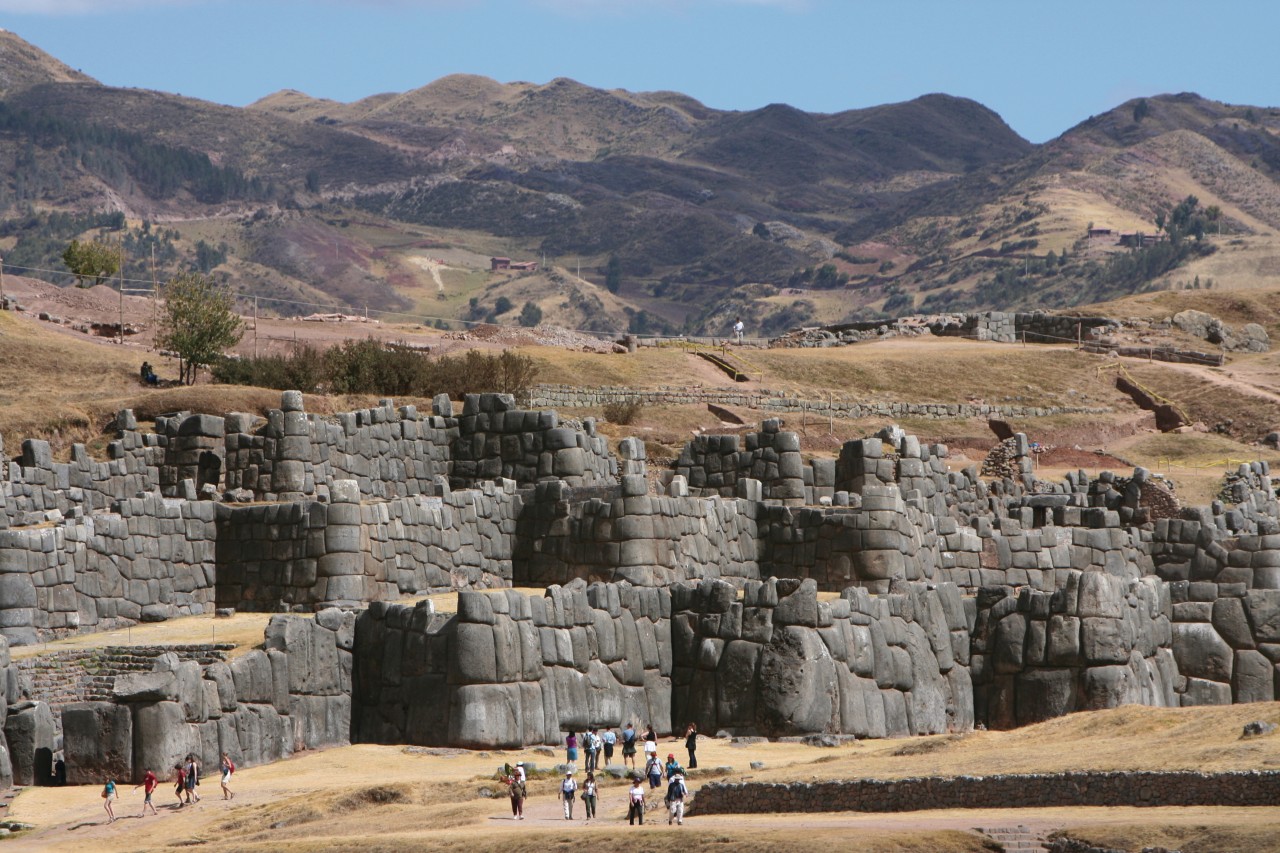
974 825 1050 852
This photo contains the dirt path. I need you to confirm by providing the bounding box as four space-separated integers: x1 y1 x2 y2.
1125 355 1280 405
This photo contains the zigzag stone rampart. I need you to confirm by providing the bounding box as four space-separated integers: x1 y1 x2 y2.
3 391 1280 790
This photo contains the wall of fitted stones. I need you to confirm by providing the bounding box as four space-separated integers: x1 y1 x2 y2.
349 583 672 748
527 384 1109 421
675 421 804 503
670 578 972 738
511 479 762 588
61 613 352 785
351 579 973 748
221 392 615 503
217 479 524 613
0 496 217 645
971 572 1177 729
0 638 24 789
690 770 1280 814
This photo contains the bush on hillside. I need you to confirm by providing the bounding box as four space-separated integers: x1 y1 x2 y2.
212 339 540 399
603 398 643 425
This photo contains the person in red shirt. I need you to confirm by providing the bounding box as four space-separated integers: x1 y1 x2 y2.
133 769 158 817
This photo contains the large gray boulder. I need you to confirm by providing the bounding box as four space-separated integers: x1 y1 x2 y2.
113 670 178 703
63 702 132 784
4 701 54 786
1172 622 1234 682
755 626 838 736
132 701 197 780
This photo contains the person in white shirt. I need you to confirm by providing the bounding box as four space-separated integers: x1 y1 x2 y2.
560 771 578 820
665 772 687 825
733 318 744 343
627 778 646 825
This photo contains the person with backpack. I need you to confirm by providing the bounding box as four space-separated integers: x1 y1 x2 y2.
583 727 599 772
582 771 598 821
645 754 662 789
601 727 617 766
133 768 158 816
665 772 688 825
627 776 646 825
621 722 637 770
506 767 527 820
220 752 235 800
559 771 578 820
101 777 117 823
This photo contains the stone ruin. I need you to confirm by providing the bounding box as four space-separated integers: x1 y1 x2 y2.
1 390 1279 786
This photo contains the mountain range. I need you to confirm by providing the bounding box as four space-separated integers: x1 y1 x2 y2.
1 30 1277 336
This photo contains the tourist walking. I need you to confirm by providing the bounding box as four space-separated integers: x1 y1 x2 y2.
133 769 158 816
642 724 658 766
622 722 637 770
665 772 687 825
172 763 187 807
582 771 598 821
601 727 617 766
220 752 235 800
565 731 579 772
184 754 201 803
101 778 117 823
664 753 683 781
627 777 645 825
584 727 600 772
683 722 700 769
645 754 662 789
560 771 577 820
506 767 526 820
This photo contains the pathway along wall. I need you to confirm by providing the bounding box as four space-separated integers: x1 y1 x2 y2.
689 770 1280 814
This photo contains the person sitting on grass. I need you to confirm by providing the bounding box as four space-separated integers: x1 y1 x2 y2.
140 361 159 386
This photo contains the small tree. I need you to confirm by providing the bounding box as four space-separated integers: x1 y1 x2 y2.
519 300 543 327
157 272 244 384
62 239 120 288
605 255 622 293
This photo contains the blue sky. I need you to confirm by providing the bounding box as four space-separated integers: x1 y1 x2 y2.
2 0 1276 143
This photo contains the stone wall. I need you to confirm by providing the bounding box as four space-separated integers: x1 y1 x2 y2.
528 384 1109 421
690 770 1280 814
675 420 805 502
670 578 972 738
351 578 971 748
221 392 614 503
61 613 352 785
0 495 217 644
970 573 1177 729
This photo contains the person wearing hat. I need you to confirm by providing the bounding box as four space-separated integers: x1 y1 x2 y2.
664 753 683 781
665 772 688 826
514 761 527 784
627 775 646 825
560 770 578 820
506 765 527 820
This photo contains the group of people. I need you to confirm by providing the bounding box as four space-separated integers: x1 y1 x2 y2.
100 752 236 824
564 721 700 775
502 722 699 826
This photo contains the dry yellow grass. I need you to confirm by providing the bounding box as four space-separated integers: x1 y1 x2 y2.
7 703 1280 853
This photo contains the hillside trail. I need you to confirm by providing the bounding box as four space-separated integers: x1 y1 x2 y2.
1120 354 1280 406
